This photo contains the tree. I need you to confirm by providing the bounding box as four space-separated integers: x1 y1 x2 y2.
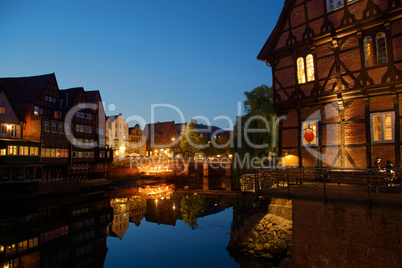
233 85 277 176
180 120 209 157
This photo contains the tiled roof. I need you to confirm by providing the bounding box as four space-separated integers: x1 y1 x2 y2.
59 87 85 107
0 73 55 103
143 121 176 145
84 90 100 103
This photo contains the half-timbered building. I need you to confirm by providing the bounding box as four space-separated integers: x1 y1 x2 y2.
258 0 402 168
0 73 113 181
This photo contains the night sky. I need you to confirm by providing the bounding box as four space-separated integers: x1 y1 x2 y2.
0 0 284 129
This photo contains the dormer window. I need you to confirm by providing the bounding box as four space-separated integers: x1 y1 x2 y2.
297 54 315 84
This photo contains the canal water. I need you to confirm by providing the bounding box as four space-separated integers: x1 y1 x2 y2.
0 181 275 267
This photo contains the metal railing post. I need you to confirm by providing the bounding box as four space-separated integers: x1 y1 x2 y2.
367 170 371 208
323 169 327 204
287 169 290 200
254 169 259 198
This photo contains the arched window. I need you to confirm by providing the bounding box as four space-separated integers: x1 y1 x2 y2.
297 57 306 84
363 36 374 67
306 54 315 82
376 32 387 64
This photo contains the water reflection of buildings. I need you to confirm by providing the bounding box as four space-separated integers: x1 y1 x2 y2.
0 192 112 268
145 198 180 226
109 199 129 240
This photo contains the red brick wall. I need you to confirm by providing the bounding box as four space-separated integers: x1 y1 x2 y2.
321 146 339 167
282 129 299 148
301 148 317 167
323 123 339 145
283 109 298 128
370 95 394 111
345 99 365 120
292 200 402 268
346 147 367 167
372 145 395 166
345 122 366 145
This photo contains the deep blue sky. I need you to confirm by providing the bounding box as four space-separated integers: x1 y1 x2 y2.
0 0 284 129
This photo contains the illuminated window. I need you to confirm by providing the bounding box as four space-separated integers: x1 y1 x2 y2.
1 126 6 134
364 33 388 67
297 57 306 84
364 36 374 67
0 106 5 114
8 145 17 155
376 32 387 64
297 55 315 84
34 106 40 116
306 54 315 82
51 149 56 158
19 146 29 156
30 147 39 156
0 149 6 156
302 121 318 145
371 112 394 142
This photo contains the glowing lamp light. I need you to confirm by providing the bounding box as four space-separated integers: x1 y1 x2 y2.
6 125 12 130
304 130 314 142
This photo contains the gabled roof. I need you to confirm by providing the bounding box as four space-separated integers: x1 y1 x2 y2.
85 90 100 103
0 91 21 123
175 123 224 139
59 87 86 108
257 1 291 63
0 73 55 103
143 121 176 145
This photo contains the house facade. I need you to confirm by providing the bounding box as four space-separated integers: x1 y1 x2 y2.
107 113 129 158
0 73 113 181
258 0 402 168
143 121 180 157
0 91 41 182
128 124 146 156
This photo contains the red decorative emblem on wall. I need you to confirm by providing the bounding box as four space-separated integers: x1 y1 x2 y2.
304 129 314 142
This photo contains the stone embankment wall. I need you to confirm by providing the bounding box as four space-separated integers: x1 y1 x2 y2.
227 199 293 260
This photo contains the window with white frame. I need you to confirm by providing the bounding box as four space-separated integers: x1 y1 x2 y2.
327 0 358 11
302 121 318 145
376 32 387 64
371 112 394 142
363 32 388 67
297 54 315 84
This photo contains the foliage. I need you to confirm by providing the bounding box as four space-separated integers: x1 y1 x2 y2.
180 194 208 230
233 85 277 175
180 119 210 157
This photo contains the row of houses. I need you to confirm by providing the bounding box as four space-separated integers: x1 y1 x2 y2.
0 73 232 182
0 73 113 182
107 116 231 159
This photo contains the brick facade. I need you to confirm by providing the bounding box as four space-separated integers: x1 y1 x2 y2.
292 200 402 268
258 0 402 168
